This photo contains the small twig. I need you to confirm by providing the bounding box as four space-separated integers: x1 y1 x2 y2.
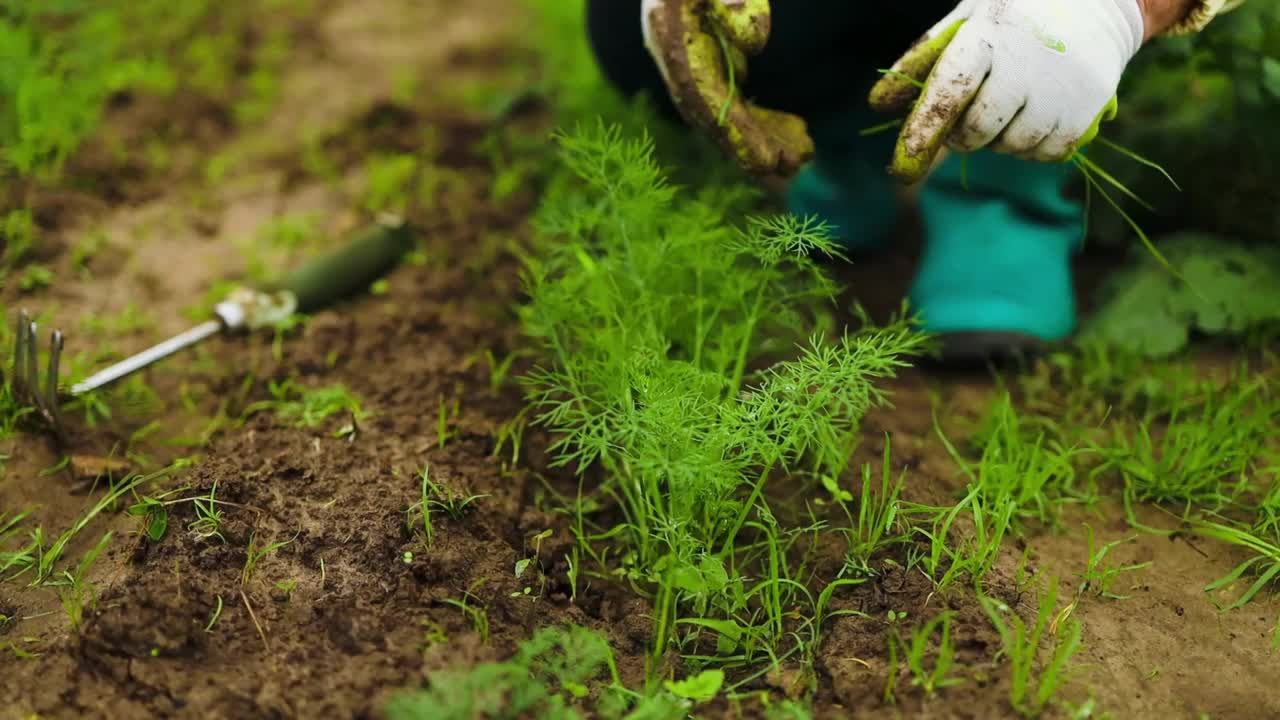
1176 532 1211 559
240 590 270 653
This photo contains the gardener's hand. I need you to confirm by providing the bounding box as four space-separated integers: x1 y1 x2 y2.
642 0 813 178
869 0 1147 183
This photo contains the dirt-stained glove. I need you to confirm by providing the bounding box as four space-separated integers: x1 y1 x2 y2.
642 0 814 178
869 0 1146 183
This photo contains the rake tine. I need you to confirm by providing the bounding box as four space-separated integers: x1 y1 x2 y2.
9 310 68 442
14 309 30 399
24 317 40 407
46 329 66 437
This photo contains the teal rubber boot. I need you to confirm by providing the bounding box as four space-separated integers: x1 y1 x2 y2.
785 106 899 254
911 151 1083 361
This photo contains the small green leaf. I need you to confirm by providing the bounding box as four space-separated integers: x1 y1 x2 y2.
822 475 853 503
562 680 589 699
698 555 729 592
670 564 707 593
678 617 743 654
664 669 725 703
128 498 169 542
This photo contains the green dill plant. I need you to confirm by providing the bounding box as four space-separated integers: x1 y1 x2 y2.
384 624 701 720
521 122 924 674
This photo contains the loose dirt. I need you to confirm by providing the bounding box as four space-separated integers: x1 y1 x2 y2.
2 2 1276 719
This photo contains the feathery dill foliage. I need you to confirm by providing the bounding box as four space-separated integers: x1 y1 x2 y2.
521 122 925 577
386 625 690 720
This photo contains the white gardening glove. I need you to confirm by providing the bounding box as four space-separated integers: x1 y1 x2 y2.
641 0 813 177
869 0 1146 183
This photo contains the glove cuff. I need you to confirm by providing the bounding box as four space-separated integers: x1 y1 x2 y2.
1160 0 1246 36
1113 0 1146 56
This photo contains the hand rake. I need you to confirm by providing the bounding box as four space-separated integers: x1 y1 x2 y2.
9 216 416 444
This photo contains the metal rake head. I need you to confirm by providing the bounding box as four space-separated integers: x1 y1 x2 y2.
12 309 67 441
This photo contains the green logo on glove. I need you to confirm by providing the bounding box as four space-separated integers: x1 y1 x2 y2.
1030 23 1068 54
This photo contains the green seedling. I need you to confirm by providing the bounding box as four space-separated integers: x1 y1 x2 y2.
364 154 419 215
275 579 298 600
884 624 901 705
3 210 37 268
909 485 1015 593
232 26 289 123
189 479 227 543
1196 518 1280 644
405 465 487 548
941 392 1088 531
127 494 171 542
205 595 224 632
492 411 528 466
80 303 153 338
333 410 362 441
7 641 41 660
1077 524 1151 600
257 213 319 253
58 531 113 632
241 531 297 586
385 624 633 719
1094 379 1273 515
512 529 554 599
404 466 435 543
441 585 491 644
246 379 368 429
20 469 165 584
1 371 35 439
483 349 520 394
436 397 452 449
890 612 964 697
825 437 906 576
18 265 53 292
0 511 37 577
982 580 1083 717
565 546 580 603
418 619 448 652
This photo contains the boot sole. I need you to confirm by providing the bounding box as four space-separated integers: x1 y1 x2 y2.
925 331 1050 370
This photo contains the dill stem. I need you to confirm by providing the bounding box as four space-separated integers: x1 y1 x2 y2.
728 284 766 397
649 571 676 681
720 460 775 557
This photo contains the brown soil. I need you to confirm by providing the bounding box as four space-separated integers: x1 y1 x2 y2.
2 2 1277 719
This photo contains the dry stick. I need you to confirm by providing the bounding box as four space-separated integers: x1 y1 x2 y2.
240 590 270 653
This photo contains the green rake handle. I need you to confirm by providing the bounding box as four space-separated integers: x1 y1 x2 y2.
270 219 416 313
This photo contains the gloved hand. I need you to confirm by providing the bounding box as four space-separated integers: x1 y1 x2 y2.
869 0 1146 183
642 0 814 177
